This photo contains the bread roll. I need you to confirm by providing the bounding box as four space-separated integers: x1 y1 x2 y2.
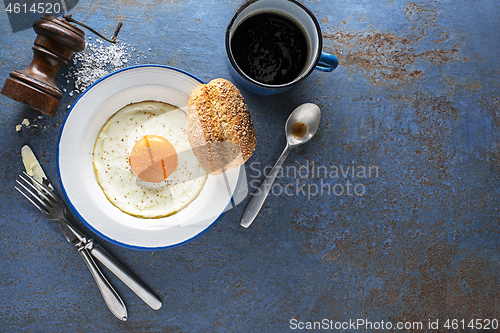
186 78 256 175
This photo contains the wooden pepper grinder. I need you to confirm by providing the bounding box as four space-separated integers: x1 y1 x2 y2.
1 15 85 116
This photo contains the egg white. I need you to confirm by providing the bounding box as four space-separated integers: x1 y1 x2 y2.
93 101 207 218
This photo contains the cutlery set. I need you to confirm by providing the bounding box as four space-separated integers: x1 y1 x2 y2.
15 145 161 321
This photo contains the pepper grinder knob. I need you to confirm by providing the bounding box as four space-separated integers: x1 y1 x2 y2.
1 15 85 116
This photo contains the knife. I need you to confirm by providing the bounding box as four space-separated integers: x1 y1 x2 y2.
21 146 162 315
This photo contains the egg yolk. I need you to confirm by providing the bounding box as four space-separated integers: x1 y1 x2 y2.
129 135 178 183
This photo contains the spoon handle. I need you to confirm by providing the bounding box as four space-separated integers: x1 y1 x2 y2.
240 144 292 228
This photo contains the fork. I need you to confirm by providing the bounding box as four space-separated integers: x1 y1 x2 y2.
16 172 128 321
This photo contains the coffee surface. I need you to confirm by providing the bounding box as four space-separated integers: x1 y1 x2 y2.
231 12 309 85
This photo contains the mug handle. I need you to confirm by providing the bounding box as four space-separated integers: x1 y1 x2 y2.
316 51 338 72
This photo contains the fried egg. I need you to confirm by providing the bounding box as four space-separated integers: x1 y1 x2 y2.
93 101 207 218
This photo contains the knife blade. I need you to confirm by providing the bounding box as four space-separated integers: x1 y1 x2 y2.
21 145 162 311
21 145 52 189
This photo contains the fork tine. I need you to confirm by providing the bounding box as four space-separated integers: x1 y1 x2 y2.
20 172 60 204
15 180 49 215
18 173 55 206
22 171 59 203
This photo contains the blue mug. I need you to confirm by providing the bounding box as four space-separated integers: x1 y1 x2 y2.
225 0 338 95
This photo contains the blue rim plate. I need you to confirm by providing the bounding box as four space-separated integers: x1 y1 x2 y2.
58 65 242 250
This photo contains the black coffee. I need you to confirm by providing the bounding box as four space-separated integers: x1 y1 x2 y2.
231 12 309 85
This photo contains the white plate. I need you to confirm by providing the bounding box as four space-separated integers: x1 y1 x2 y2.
58 65 242 250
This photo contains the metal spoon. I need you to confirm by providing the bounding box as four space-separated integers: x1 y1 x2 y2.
240 103 321 228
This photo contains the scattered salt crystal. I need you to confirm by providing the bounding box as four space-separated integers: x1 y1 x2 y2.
16 118 30 131
66 38 138 95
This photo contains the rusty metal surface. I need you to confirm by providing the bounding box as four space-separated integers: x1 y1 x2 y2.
1 0 499 332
